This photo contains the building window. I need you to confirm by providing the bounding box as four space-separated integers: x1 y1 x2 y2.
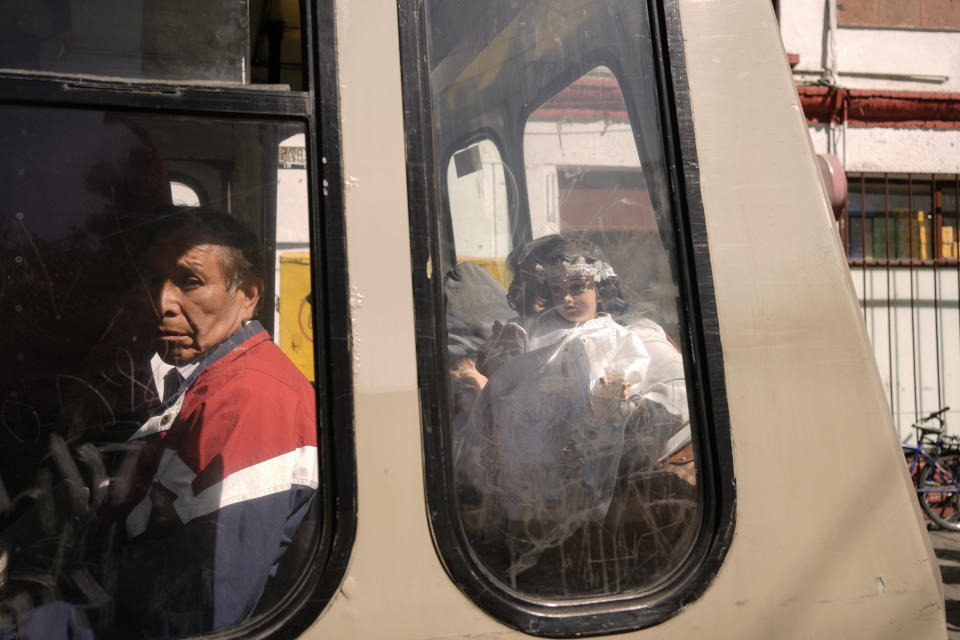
843 173 960 438
843 174 959 264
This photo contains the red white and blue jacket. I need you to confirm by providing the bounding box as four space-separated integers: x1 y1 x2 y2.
108 321 319 636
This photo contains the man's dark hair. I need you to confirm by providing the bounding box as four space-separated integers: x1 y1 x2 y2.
506 234 563 313
144 205 265 294
444 261 513 357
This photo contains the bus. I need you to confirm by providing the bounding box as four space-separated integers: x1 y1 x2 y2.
0 0 946 638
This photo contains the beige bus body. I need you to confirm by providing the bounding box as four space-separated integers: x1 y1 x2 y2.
298 0 947 638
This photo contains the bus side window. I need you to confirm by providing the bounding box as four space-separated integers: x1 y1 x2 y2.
404 0 733 634
0 1 348 636
0 110 320 638
0 0 303 87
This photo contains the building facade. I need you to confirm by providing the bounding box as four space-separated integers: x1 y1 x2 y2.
779 0 960 436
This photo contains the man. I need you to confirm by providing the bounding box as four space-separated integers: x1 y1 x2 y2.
105 207 319 636
444 261 512 420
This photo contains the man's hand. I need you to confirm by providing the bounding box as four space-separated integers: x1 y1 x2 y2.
477 321 527 377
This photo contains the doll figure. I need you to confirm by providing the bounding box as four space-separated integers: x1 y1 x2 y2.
460 239 652 525
456 237 695 591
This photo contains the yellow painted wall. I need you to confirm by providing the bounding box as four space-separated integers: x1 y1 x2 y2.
459 256 510 288
278 251 315 381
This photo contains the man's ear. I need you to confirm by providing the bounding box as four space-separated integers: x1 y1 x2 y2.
239 277 264 321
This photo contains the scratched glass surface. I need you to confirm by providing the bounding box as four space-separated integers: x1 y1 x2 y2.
0 0 303 87
0 106 313 634
432 0 699 598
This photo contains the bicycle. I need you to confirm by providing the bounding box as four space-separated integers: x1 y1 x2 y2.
902 407 951 484
901 407 960 530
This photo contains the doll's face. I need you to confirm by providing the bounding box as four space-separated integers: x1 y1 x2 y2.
550 276 597 324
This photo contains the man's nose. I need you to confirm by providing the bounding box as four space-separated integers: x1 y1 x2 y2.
154 281 180 317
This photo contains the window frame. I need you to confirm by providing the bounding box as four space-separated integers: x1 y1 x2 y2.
399 0 735 635
0 0 356 637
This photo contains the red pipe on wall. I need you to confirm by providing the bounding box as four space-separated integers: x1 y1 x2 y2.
797 86 960 129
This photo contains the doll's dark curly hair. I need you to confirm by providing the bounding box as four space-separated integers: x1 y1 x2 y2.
507 235 627 316
506 234 563 313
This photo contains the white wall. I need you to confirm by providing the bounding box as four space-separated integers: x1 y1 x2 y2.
780 1 960 438
779 0 960 92
780 1 960 172
852 267 960 438
807 125 960 174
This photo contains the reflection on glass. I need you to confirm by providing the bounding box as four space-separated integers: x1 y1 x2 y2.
276 133 315 381
171 181 201 206
0 106 317 637
447 66 697 598
447 139 512 286
0 0 303 87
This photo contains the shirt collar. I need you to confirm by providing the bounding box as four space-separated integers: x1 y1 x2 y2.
150 320 266 404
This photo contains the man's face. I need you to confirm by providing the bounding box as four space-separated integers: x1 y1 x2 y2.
522 275 551 315
144 233 260 365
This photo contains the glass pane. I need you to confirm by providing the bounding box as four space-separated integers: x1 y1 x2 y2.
887 182 914 260
864 179 935 261
847 178 864 259
439 51 697 599
0 106 318 637
941 181 958 259
0 0 303 88
911 180 934 260
863 178 886 260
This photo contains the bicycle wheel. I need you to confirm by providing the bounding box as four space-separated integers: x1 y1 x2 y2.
919 455 960 531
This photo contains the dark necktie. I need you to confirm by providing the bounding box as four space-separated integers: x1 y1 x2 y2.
162 368 183 404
